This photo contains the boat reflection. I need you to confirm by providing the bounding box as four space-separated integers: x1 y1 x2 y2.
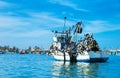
51 61 99 78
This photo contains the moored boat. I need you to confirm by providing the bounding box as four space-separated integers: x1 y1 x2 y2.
0 50 5 54
50 17 109 62
52 51 108 62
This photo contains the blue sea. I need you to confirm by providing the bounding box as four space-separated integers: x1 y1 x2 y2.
0 54 120 78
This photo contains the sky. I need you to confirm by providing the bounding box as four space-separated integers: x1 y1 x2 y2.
0 0 120 49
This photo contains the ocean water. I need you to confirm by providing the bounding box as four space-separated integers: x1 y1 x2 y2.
0 54 120 78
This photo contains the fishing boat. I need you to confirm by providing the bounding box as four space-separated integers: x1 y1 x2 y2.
0 50 5 54
50 17 109 62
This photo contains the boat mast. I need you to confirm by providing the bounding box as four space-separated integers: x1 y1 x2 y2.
63 16 67 32
63 16 67 63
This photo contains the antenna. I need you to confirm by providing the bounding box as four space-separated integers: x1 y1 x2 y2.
63 16 67 32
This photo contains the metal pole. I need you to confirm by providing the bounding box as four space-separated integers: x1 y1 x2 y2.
63 52 66 63
63 16 66 32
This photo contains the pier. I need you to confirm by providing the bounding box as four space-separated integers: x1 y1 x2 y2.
109 49 120 55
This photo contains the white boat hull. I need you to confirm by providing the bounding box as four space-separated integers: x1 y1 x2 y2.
52 51 109 62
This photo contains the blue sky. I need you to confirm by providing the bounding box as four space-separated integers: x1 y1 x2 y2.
0 0 120 49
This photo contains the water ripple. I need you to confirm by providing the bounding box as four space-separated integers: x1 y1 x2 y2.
0 54 120 78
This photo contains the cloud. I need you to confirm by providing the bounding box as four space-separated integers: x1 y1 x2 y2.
0 29 52 38
26 12 75 28
1 11 120 39
0 11 54 48
0 1 12 8
0 15 30 28
0 12 51 37
48 0 88 12
0 29 53 49
0 10 78 48
84 20 120 33
28 12 63 26
0 11 74 40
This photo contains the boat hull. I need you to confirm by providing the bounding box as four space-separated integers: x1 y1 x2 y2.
52 51 109 62
89 57 109 62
